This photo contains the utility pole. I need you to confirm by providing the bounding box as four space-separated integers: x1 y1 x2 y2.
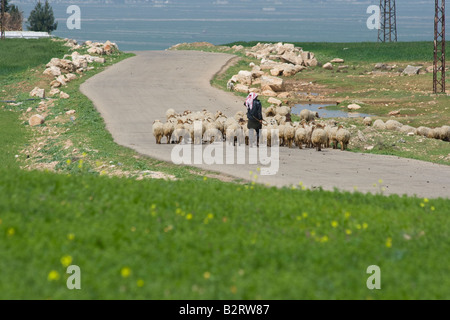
434 0 446 94
378 0 398 42
1 0 5 40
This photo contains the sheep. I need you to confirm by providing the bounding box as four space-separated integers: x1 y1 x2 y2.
426 128 438 139
385 119 403 131
227 80 235 91
311 124 328 151
399 125 417 135
373 119 386 130
416 126 431 137
234 111 246 122
276 105 290 117
294 125 307 149
284 122 296 148
173 119 187 144
152 120 164 144
304 123 314 148
439 125 450 141
166 108 177 120
163 121 175 144
336 125 351 151
300 109 320 122
363 117 372 126
278 124 286 146
265 106 277 117
328 126 339 149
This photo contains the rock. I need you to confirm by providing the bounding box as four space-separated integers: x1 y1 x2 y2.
234 84 249 94
56 75 67 86
323 62 333 70
402 65 422 76
407 132 415 136
260 76 284 92
50 80 62 88
270 68 282 76
66 110 76 115
267 97 282 106
365 146 374 151
26 107 33 113
93 57 106 64
30 87 45 98
358 131 367 142
347 104 361 110
400 125 417 135
426 66 434 73
305 58 318 67
60 91 70 99
388 110 401 116
59 59 77 72
46 58 61 68
277 92 290 99
338 65 349 70
48 88 59 96
43 66 61 77
261 89 279 97
374 63 388 70
331 58 344 63
248 88 261 94
29 114 45 126
65 73 77 82
237 70 253 86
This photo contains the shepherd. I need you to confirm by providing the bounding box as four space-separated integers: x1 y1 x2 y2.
244 92 263 147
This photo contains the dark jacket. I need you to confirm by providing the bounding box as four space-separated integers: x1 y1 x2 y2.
247 99 263 125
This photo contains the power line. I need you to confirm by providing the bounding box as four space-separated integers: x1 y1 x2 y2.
378 0 397 42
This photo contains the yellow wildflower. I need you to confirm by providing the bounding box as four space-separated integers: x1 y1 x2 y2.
121 267 131 278
60 255 73 268
331 221 338 228
48 270 60 281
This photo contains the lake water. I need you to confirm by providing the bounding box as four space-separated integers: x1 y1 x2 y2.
16 0 435 51
292 104 374 119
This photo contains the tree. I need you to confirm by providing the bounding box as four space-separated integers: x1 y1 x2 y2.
27 0 57 33
0 0 10 14
8 5 23 31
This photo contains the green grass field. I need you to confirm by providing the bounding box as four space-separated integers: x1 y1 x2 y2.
1 38 449 300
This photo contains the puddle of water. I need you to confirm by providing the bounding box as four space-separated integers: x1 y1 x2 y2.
297 92 319 97
291 104 375 119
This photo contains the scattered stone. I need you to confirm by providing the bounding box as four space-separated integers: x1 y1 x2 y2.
43 66 61 77
234 84 249 94
30 87 45 98
66 110 76 115
338 65 349 70
277 92 290 99
331 58 344 63
49 88 60 96
26 107 33 113
60 91 70 99
389 110 401 116
322 62 333 70
261 89 278 97
402 65 422 76
29 114 45 126
347 103 361 110
260 76 284 92
267 97 282 106
50 80 62 88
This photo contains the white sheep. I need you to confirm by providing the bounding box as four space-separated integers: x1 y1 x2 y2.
373 119 386 130
311 124 328 151
385 119 403 131
300 109 320 122
336 125 351 151
399 125 417 135
363 117 372 126
166 108 177 120
284 122 296 148
439 125 450 141
152 120 164 144
416 126 431 137
294 126 307 149
163 121 175 144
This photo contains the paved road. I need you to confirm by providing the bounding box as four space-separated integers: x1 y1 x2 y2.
81 50 450 198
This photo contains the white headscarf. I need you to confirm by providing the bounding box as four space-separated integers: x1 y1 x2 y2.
245 92 259 110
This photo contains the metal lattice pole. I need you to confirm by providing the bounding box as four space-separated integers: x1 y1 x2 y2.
434 0 446 93
1 0 5 40
378 0 398 42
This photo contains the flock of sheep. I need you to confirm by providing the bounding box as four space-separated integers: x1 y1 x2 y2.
371 119 450 142
152 107 352 151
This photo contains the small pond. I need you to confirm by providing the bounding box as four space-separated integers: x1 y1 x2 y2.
291 104 375 119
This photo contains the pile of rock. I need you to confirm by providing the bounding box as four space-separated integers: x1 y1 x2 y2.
63 38 119 56
227 42 320 98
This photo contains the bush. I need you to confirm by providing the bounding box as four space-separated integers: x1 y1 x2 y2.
26 0 57 33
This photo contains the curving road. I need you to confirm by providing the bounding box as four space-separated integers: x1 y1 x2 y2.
81 50 450 199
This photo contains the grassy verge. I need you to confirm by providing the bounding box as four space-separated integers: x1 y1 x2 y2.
0 38 230 182
1 167 449 299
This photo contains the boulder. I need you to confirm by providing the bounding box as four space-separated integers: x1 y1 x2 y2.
237 70 253 86
43 66 61 77
49 88 60 96
388 110 401 116
270 68 282 76
323 62 333 70
260 76 284 92
234 84 249 94
65 73 77 82
261 89 278 97
30 87 45 98
331 58 345 63
277 92 290 99
56 75 67 86
347 104 361 110
59 59 77 72
50 80 62 88
29 114 45 126
66 110 76 115
60 91 70 99
402 65 422 76
305 58 318 67
93 57 106 64
267 97 282 106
